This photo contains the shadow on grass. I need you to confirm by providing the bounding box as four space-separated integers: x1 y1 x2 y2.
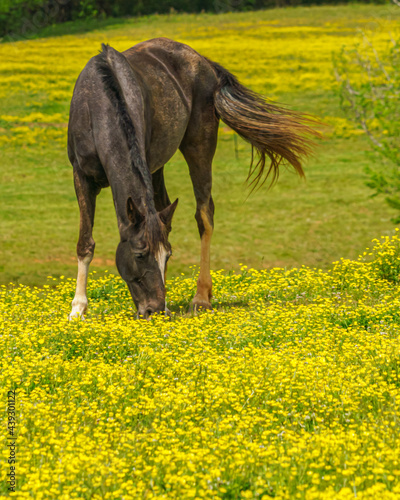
1 15 138 43
168 298 252 318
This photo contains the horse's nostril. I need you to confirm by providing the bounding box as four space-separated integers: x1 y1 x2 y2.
144 307 154 319
138 304 165 320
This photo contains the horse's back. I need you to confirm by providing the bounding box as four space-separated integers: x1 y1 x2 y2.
123 37 217 92
69 38 219 177
123 38 219 171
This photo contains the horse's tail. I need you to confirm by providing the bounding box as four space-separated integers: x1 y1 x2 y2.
209 59 320 189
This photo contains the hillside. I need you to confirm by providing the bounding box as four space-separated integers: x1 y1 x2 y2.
1 4 400 284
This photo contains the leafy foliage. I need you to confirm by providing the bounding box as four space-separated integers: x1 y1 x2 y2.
334 34 400 222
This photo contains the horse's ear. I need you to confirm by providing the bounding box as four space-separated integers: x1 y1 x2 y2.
159 198 179 229
127 197 144 228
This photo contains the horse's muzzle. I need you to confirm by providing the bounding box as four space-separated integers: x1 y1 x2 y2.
137 303 171 320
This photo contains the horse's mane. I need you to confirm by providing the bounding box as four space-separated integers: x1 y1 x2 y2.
144 213 169 253
96 46 152 185
96 45 167 253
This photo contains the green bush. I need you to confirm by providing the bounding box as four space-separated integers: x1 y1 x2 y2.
333 34 400 222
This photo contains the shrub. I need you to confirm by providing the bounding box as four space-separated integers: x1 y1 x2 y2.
333 32 400 222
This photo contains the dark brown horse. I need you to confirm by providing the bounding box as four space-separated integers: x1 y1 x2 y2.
68 37 318 320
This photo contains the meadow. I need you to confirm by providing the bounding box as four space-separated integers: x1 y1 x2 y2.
1 3 400 284
3 3 400 499
2 234 400 499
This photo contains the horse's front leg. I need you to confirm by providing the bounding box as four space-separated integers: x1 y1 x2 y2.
181 150 215 311
69 168 99 320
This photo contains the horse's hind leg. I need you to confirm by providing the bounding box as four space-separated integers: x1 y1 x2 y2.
180 119 218 311
69 166 100 319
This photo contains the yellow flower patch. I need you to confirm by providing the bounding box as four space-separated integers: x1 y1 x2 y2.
1 7 400 148
2 234 400 498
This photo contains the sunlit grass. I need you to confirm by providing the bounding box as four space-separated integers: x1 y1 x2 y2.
2 5 400 284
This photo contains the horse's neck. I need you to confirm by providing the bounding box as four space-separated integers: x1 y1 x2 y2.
108 170 154 229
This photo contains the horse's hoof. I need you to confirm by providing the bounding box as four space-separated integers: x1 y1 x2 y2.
68 313 85 321
68 308 86 321
69 298 87 321
191 298 213 313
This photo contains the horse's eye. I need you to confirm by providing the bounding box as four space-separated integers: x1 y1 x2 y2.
166 253 172 263
135 253 145 260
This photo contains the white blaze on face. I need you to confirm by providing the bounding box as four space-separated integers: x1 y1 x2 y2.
155 244 169 284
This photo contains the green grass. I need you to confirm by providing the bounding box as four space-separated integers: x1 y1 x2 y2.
1 4 400 285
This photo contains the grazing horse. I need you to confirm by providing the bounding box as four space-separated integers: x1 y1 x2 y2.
68 37 318 320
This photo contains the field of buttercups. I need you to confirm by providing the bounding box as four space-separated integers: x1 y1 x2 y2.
1 7 400 148
2 233 400 499
3 4 400 498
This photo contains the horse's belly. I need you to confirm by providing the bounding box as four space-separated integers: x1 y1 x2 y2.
147 111 190 173
147 136 183 172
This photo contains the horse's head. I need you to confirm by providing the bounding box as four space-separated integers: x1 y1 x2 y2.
116 197 178 319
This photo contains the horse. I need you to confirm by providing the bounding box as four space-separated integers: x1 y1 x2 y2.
68 37 318 320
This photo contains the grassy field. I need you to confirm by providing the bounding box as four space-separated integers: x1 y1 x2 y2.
3 5 400 499
2 235 400 499
1 4 400 285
